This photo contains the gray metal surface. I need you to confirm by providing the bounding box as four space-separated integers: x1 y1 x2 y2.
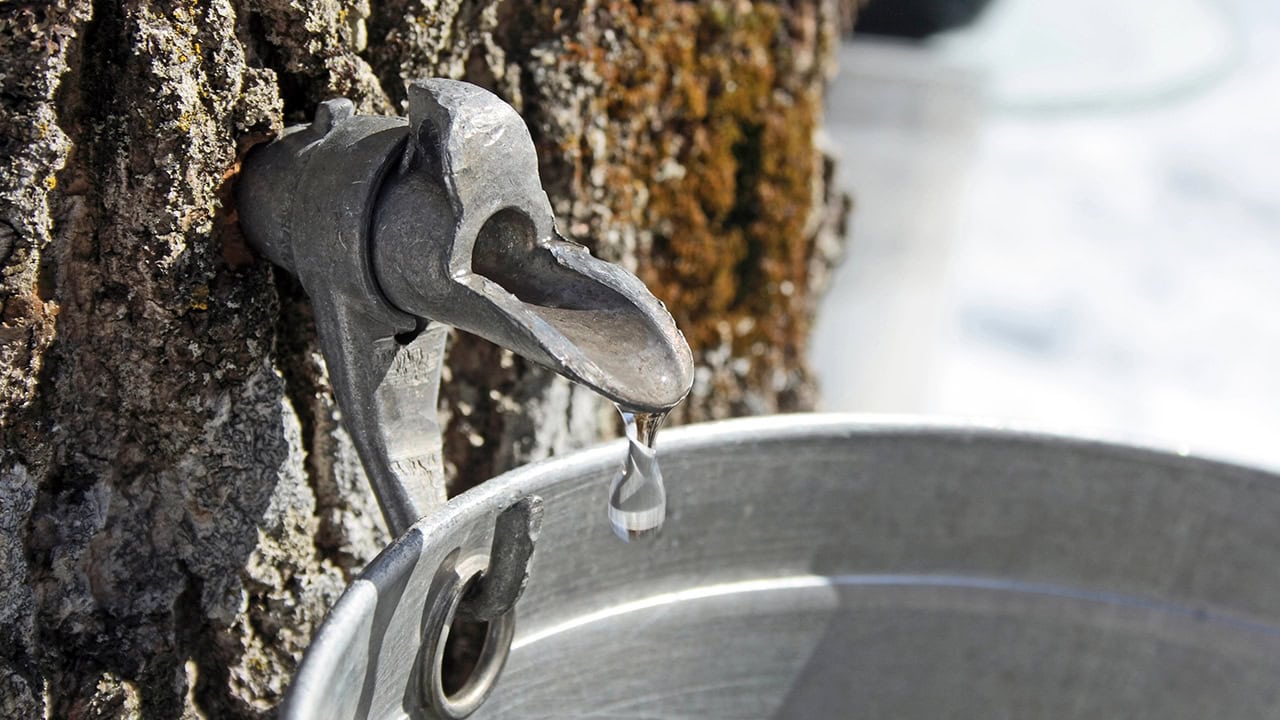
284 414 1280 719
457 495 544 623
237 80 693 534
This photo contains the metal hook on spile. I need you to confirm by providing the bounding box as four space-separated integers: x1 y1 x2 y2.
419 496 544 719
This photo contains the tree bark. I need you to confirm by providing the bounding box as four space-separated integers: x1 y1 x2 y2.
0 0 848 716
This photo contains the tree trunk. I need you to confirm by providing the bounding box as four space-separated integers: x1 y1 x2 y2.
0 0 848 716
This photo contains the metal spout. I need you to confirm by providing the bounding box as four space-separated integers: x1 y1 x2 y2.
237 79 693 534
372 80 692 413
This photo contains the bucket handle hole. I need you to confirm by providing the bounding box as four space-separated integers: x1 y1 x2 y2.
422 555 516 719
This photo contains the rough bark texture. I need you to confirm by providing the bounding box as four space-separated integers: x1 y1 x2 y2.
0 0 848 716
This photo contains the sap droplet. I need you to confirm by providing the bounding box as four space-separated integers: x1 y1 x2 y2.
608 407 669 542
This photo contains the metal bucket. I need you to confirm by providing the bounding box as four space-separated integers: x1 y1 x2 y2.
284 415 1280 719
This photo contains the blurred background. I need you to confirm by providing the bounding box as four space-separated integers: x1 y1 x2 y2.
814 0 1280 469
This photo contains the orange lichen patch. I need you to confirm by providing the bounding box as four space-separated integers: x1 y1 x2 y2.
582 1 828 359
189 284 210 311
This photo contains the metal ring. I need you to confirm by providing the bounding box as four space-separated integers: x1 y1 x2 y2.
421 554 516 719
